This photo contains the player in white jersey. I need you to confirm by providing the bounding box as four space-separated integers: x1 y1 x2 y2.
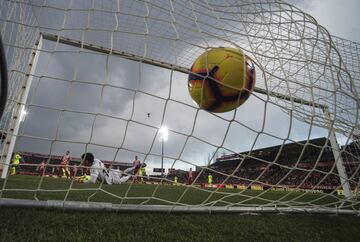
77 153 146 185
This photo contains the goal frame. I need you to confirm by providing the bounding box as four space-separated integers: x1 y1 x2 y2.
0 32 354 213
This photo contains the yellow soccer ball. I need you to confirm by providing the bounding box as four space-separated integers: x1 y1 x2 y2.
188 47 256 113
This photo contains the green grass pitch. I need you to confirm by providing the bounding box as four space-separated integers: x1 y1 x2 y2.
0 175 347 206
0 175 359 241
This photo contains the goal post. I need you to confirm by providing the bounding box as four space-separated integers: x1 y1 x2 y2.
0 0 359 214
0 36 42 179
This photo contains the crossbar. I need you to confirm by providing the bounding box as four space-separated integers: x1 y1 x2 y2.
41 32 327 110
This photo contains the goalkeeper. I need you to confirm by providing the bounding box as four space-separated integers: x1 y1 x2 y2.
76 153 146 184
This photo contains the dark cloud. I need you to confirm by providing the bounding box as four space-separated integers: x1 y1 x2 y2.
4 0 358 173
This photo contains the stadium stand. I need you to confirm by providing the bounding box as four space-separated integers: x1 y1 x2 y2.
194 137 360 191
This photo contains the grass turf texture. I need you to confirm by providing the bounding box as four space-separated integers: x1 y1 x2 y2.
0 207 360 241
0 175 351 208
0 175 360 241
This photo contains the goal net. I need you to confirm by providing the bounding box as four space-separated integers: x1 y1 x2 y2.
0 0 359 214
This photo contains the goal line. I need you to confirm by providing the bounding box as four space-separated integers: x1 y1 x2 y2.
0 198 358 215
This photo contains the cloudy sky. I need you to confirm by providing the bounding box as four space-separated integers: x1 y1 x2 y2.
291 0 360 43
5 0 358 173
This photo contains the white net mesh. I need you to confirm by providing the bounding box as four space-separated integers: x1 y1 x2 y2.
0 0 359 213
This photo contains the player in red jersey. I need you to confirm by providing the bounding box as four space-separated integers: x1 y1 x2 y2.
58 150 71 178
187 168 194 185
132 156 141 183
